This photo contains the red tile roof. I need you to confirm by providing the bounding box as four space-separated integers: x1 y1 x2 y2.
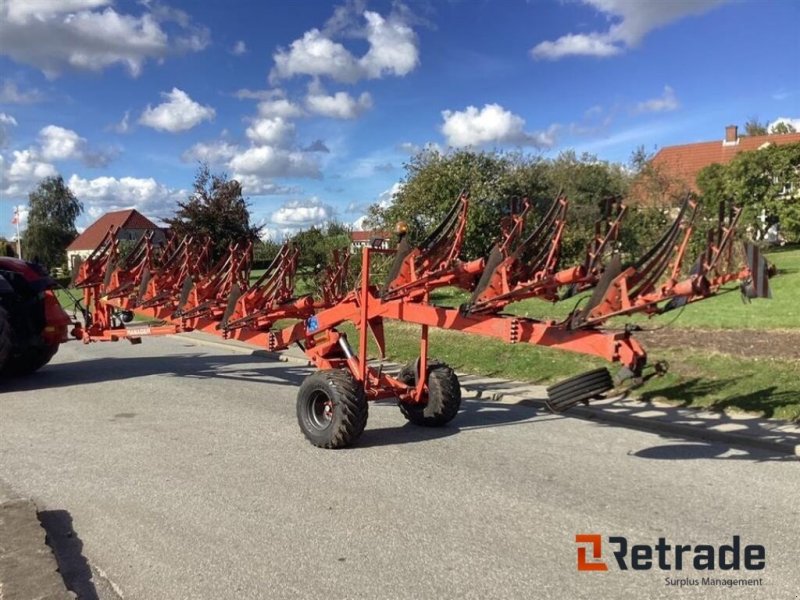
651 131 800 193
67 209 159 251
350 230 391 242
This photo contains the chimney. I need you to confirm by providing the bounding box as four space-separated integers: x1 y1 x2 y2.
725 125 738 144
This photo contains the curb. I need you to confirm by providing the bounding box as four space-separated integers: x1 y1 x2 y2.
484 392 800 458
175 332 800 458
0 499 75 600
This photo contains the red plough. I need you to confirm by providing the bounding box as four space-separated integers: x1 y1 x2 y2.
62 193 771 448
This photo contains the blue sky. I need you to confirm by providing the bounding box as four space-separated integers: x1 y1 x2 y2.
1 0 798 240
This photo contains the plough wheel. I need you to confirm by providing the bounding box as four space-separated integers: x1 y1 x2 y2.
296 369 368 449
545 367 613 413
397 360 461 427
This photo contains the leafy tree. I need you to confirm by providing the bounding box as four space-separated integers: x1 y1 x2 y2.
166 163 261 260
253 239 282 268
369 148 632 265
24 175 83 269
697 143 800 241
743 117 768 137
770 121 797 135
291 221 351 271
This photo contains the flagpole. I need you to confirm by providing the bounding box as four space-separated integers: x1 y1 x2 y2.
14 207 22 259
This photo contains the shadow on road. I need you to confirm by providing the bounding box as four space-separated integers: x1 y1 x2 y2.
359 400 560 448
1 352 310 392
626 438 796 463
38 509 99 600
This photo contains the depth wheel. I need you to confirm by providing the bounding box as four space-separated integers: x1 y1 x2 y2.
546 368 613 413
296 369 368 449
397 360 461 427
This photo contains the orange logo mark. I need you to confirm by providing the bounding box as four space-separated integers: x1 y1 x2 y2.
576 534 608 571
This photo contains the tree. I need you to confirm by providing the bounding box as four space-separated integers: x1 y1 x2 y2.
290 221 351 271
770 121 797 135
24 175 83 269
743 117 768 137
166 164 261 260
369 148 632 265
697 142 800 241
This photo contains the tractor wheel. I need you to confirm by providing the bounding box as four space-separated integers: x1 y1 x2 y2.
296 369 368 449
397 360 461 427
4 342 59 376
545 367 613 413
0 306 11 370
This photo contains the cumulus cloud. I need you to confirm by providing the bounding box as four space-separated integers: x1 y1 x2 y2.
270 7 419 83
0 80 45 104
66 173 185 220
441 104 558 148
256 97 305 119
234 175 299 197
0 149 58 196
36 124 116 166
181 140 239 165
229 146 320 180
0 113 18 146
139 88 215 133
231 40 247 56
531 0 727 60
768 117 800 133
272 197 334 226
352 181 403 229
245 116 296 146
635 85 679 113
0 0 209 77
305 88 372 119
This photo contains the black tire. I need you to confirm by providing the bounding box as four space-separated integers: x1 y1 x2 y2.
296 369 368 449
397 360 461 426
4 342 59 376
546 367 613 413
0 306 11 369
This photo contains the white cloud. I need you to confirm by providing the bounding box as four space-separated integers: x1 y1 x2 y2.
0 113 18 147
768 117 800 133
34 124 116 166
235 175 298 197
635 85 679 113
0 80 45 104
531 0 726 60
233 88 283 101
181 140 239 165
231 40 247 56
108 110 132 134
0 149 58 196
270 8 419 83
531 33 620 60
139 88 215 133
352 182 402 229
0 0 209 77
38 125 84 161
229 146 320 179
257 98 305 119
272 197 333 226
245 116 296 146
306 89 372 119
66 174 185 220
441 104 558 148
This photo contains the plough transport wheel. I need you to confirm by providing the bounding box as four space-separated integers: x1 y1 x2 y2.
296 369 368 448
545 368 613 413
397 360 461 426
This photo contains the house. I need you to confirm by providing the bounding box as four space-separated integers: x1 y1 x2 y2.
349 230 391 253
67 209 166 271
643 125 800 197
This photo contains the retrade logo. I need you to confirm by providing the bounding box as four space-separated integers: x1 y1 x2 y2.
575 534 765 572
575 534 608 571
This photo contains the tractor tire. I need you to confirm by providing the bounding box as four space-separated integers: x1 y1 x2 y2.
397 360 461 427
3 342 59 376
0 306 11 370
296 369 368 449
545 367 613 413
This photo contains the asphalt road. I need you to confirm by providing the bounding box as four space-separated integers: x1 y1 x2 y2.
1 335 798 600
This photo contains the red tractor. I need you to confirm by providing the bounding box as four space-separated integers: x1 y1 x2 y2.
0 257 71 376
